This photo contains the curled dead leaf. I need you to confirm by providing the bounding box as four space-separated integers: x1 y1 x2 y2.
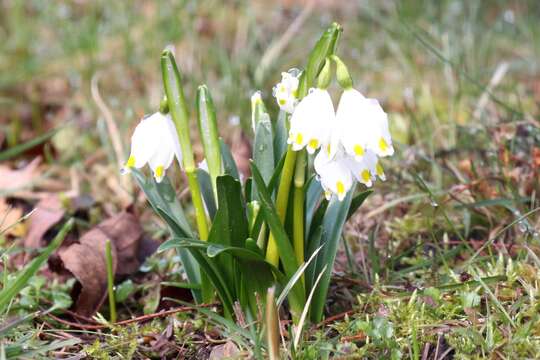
55 212 157 317
24 195 65 248
209 341 240 360
0 157 41 194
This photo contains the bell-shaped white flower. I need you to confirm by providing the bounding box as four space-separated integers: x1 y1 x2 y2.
346 150 386 187
335 88 394 160
273 71 299 114
314 149 353 201
288 88 334 154
122 112 182 182
314 146 386 201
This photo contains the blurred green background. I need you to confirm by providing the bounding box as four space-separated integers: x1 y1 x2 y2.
1 0 538 154
0 0 539 223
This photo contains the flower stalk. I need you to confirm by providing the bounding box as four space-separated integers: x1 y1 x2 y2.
161 50 209 242
293 149 306 286
105 239 116 323
265 146 297 266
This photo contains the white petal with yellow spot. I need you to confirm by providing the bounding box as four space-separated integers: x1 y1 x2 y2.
314 149 353 201
335 88 394 160
123 112 182 182
288 88 334 154
273 71 299 114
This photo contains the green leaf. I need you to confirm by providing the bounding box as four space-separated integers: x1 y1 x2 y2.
305 176 323 237
347 190 372 220
251 162 305 312
305 225 323 292
0 219 73 311
131 169 201 302
310 190 353 322
252 112 274 201
250 163 298 278
161 50 195 169
196 85 222 197
273 110 288 164
197 168 217 219
297 22 342 98
0 126 62 162
219 138 240 180
208 175 250 302
131 169 192 237
115 279 136 303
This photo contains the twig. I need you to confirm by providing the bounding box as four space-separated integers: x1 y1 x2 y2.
47 303 218 330
315 309 358 328
340 333 366 343
90 72 125 168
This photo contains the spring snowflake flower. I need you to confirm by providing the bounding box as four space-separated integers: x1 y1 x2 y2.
122 112 182 182
335 88 394 160
314 147 386 201
273 71 299 114
288 88 334 154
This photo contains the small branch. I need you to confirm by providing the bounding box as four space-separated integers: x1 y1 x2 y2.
46 303 218 330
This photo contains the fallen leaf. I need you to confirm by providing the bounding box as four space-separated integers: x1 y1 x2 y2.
209 341 240 360
0 198 25 237
24 195 65 249
0 157 41 193
56 212 156 317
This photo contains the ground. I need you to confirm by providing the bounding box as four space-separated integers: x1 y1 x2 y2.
1 1 540 359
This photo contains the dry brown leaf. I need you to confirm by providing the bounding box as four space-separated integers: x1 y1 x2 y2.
56 212 155 317
209 341 240 360
24 195 65 249
0 157 41 193
0 198 25 237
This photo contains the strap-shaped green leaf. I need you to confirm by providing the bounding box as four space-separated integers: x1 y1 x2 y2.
252 112 274 201
251 162 306 315
196 85 222 198
131 169 201 302
219 138 240 180
310 190 353 322
197 168 217 220
0 219 73 311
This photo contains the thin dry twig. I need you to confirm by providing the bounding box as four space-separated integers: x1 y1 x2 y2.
46 303 218 330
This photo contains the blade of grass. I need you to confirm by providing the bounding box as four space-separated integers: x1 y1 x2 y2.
0 218 73 312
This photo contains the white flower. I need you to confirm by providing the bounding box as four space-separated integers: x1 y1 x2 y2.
122 112 182 182
273 71 299 114
251 91 263 131
335 88 394 160
314 149 352 201
288 88 334 154
314 147 386 201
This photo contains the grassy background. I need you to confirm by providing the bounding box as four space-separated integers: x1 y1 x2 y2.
1 0 540 358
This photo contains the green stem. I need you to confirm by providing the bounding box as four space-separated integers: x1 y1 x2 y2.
265 146 297 266
186 170 209 241
105 239 116 323
293 150 306 286
161 50 210 241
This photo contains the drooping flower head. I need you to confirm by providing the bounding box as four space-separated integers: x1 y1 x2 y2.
335 88 394 160
288 88 334 154
314 147 385 201
273 70 300 114
122 112 182 182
